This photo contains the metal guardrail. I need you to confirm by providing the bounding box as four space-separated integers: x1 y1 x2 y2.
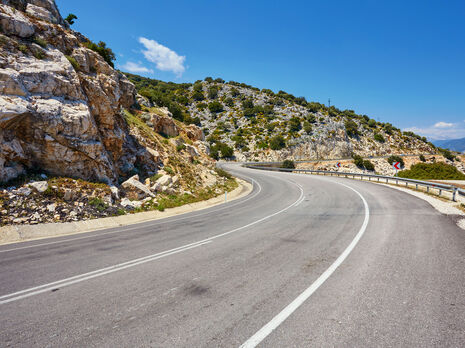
244 164 462 202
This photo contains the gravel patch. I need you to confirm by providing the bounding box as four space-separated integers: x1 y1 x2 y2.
379 183 465 230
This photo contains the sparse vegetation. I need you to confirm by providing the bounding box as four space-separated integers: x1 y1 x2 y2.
83 40 115 67
65 55 80 71
269 135 285 150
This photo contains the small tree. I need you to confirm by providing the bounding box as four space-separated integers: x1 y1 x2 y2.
282 160 295 169
363 160 375 171
208 101 223 113
345 120 359 138
208 86 218 99
192 90 205 101
270 135 286 150
289 117 302 132
65 13 77 25
374 133 385 143
303 121 312 134
352 154 364 168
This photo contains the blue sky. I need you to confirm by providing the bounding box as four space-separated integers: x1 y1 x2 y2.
57 0 465 140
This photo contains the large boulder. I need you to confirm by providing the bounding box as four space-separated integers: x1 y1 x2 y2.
121 174 155 200
149 108 179 137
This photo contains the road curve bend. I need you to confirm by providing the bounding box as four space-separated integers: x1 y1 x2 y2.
0 163 464 347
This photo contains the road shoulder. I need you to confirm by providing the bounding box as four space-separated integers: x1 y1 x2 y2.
0 178 253 245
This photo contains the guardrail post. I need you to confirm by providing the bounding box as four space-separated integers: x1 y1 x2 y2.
439 189 442 197
405 182 408 187
416 184 418 190
386 178 388 183
427 186 429 193
377 177 379 182
396 179 398 185
453 188 457 202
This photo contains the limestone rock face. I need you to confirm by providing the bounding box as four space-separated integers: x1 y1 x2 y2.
149 109 179 138
0 0 156 183
121 174 155 200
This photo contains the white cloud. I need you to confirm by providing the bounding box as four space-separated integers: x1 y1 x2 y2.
404 121 465 140
138 37 186 77
120 61 154 74
433 121 454 128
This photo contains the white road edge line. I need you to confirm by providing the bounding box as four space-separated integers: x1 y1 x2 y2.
239 182 370 348
0 177 262 254
0 179 304 305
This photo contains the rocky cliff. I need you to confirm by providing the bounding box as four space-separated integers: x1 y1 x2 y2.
0 0 158 183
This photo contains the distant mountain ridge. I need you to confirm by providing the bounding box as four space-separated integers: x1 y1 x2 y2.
433 138 465 153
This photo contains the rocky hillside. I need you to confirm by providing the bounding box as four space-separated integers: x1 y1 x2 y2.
126 74 437 162
0 0 236 226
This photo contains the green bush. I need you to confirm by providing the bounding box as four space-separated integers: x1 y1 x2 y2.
65 55 80 71
208 101 223 113
33 37 47 48
176 143 186 152
303 121 312 134
438 148 455 161
230 88 240 97
352 154 364 168
387 155 404 168
269 135 286 150
419 154 426 162
368 119 377 128
384 123 393 135
88 197 107 212
282 160 295 169
398 162 465 180
363 160 375 171
374 133 385 143
192 90 205 101
224 97 234 107
345 120 359 138
210 142 234 159
208 86 218 99
215 167 232 179
289 117 302 132
197 102 207 110
83 40 115 67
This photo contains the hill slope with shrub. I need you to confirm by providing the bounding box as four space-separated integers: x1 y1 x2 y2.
125 74 437 162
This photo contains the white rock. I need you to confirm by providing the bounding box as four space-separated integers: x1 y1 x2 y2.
29 181 48 193
63 188 73 201
46 203 56 212
120 197 142 209
0 4 35 38
121 175 154 199
110 185 119 199
156 174 172 186
17 186 32 196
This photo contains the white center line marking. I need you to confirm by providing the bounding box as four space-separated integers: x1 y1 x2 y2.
1 178 304 305
239 182 370 348
0 177 262 253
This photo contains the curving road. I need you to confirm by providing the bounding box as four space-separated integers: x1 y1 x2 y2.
0 164 464 347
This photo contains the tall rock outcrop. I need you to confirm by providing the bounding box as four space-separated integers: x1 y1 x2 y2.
0 0 156 183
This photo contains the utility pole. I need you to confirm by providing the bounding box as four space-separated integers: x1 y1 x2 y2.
328 98 331 108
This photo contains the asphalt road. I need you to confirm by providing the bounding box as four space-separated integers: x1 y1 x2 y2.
0 164 464 347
